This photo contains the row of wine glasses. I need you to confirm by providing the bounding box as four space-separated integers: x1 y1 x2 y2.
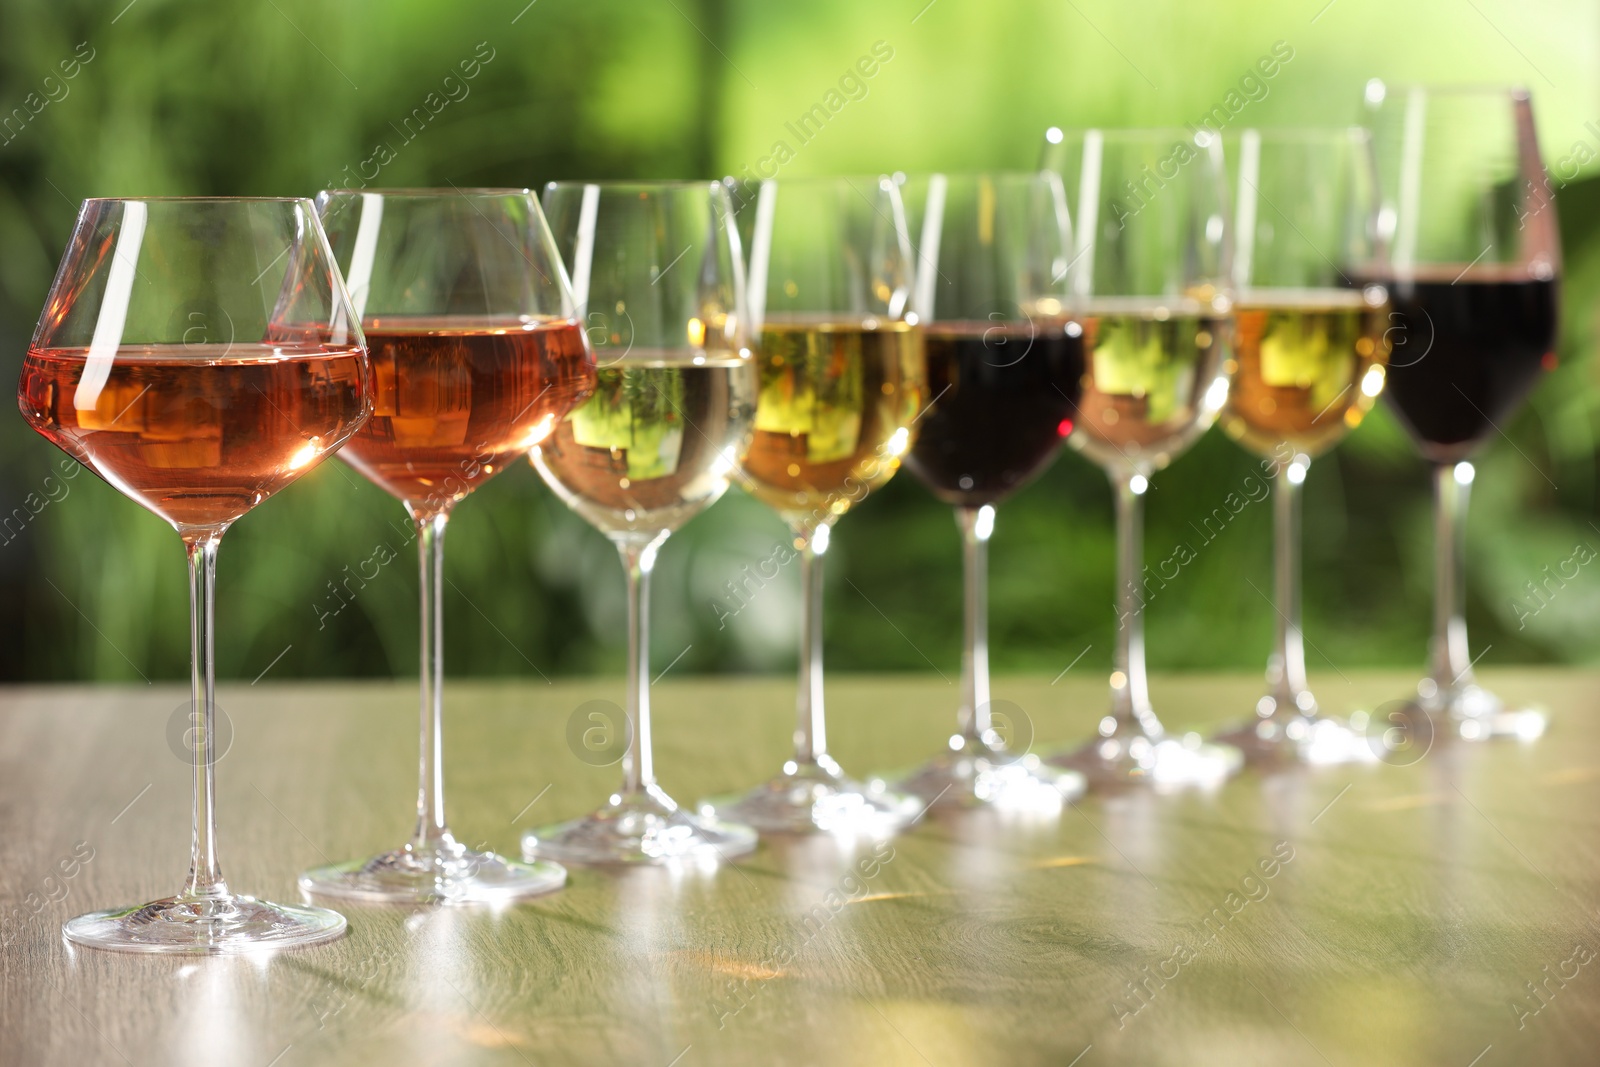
17 83 1559 953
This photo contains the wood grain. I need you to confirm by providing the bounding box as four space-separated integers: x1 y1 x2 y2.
2 669 1598 1065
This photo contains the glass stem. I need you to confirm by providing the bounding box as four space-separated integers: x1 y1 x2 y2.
1266 461 1311 714
956 506 991 744
1111 472 1162 739
1429 462 1473 690
412 512 452 851
618 537 664 796
183 534 227 900
792 525 829 766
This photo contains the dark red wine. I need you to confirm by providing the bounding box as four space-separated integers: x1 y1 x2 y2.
905 320 1084 507
1379 269 1558 464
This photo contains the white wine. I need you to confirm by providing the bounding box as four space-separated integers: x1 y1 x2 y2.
532 352 757 539
739 316 925 527
1221 289 1388 459
1069 297 1228 473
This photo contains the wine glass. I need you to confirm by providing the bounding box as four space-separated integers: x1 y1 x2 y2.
1210 129 1390 764
700 175 926 834
522 181 760 865
1038 129 1242 789
19 197 369 951
1365 84 1559 741
891 171 1087 811
298 189 594 903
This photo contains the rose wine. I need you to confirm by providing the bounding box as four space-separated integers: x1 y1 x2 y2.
532 353 757 537
340 316 595 513
1068 298 1228 473
18 343 369 530
904 320 1084 507
1221 289 1388 459
1378 269 1558 464
739 317 925 525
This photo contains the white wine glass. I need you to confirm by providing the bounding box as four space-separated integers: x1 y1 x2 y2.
1213 128 1390 764
700 176 926 834
523 181 760 865
1039 129 1242 790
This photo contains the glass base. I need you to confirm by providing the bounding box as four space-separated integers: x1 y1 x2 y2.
700 756 922 835
523 785 757 866
63 892 346 954
1392 680 1547 743
299 836 566 905
1049 732 1242 790
1215 708 1379 766
895 736 1084 813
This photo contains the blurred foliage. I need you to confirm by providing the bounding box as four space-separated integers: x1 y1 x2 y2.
1 0 1599 691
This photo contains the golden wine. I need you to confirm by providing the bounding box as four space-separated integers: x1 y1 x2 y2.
1221 290 1389 459
532 352 758 538
1070 298 1228 473
740 317 925 527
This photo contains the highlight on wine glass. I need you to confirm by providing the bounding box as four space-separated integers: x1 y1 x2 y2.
1211 128 1391 766
298 188 595 903
697 175 927 835
18 197 371 952
1038 128 1242 790
523 180 761 866
1363 84 1559 743
889 171 1087 813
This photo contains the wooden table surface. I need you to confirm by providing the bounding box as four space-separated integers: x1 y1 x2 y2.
2 669 1598 1066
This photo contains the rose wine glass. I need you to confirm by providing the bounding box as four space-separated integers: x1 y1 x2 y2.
298 189 594 903
700 176 926 834
19 197 370 952
1213 128 1390 764
522 181 759 864
1039 129 1241 789
892 171 1087 811
1365 85 1559 741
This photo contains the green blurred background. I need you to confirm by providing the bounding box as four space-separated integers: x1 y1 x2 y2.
2 0 1598 693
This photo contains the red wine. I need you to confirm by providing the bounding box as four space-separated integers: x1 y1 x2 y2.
18 343 369 530
904 320 1084 507
340 317 595 514
1379 269 1558 464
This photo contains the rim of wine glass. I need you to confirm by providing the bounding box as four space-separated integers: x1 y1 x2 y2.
1044 126 1223 145
545 179 726 192
720 173 898 189
319 186 534 198
893 169 1062 185
1364 81 1531 102
80 195 317 204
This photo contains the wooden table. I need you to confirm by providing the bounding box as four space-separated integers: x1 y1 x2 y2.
2 669 1597 1066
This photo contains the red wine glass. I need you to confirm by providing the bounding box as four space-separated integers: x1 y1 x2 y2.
892 171 1087 812
1365 85 1560 742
